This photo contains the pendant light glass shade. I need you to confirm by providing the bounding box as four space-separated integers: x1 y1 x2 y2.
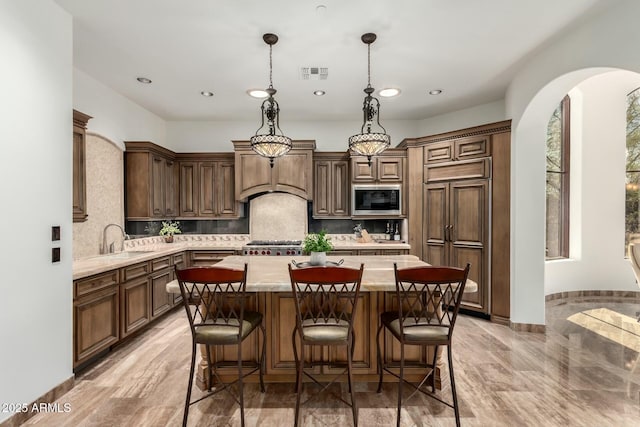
348 33 390 165
250 33 292 168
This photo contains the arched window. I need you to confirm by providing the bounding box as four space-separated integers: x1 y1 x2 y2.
625 87 640 250
546 95 570 259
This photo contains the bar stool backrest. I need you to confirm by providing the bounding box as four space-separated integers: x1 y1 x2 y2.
175 265 249 343
393 263 470 340
288 265 364 335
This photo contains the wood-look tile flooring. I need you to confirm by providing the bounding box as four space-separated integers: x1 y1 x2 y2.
24 296 640 426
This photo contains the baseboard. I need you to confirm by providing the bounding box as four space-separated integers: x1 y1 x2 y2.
0 376 74 427
509 322 546 333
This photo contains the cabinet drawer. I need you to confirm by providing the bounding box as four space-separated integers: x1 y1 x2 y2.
172 252 186 267
121 261 150 282
151 256 171 272
189 250 236 266
424 141 454 163
75 270 119 299
454 135 490 160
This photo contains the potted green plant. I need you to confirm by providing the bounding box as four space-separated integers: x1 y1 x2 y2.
303 230 333 265
159 221 181 243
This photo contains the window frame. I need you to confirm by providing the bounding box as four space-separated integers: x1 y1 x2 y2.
546 95 570 260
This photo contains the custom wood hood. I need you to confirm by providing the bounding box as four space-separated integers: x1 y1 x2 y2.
232 140 315 201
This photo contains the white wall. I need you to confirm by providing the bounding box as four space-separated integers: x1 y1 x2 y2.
506 0 640 325
74 69 166 150
166 119 419 152
417 100 506 136
545 72 640 295
0 1 72 422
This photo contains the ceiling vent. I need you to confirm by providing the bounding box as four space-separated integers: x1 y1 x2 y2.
300 67 328 80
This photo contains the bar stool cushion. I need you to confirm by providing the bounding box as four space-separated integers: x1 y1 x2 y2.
300 318 350 342
381 312 450 342
195 311 263 345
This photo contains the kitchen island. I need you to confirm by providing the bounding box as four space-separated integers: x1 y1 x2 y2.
166 255 476 390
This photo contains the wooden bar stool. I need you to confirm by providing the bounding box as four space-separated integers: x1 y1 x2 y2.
288 263 364 427
176 265 266 427
376 263 470 427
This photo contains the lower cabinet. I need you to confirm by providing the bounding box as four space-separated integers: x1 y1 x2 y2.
151 266 173 319
189 250 238 266
74 284 119 367
120 276 150 338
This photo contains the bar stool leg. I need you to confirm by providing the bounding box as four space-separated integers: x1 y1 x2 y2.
294 343 305 427
431 345 439 393
376 324 384 393
292 328 300 393
396 344 404 427
259 324 266 393
448 345 461 427
347 337 358 426
183 340 197 427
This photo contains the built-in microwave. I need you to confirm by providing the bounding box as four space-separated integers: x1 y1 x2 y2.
352 184 401 216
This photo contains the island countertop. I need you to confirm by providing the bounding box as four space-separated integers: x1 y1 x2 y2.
166 255 477 293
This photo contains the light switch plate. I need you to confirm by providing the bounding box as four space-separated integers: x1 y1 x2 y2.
52 247 60 263
52 226 60 241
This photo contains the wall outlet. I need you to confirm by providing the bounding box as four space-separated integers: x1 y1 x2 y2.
52 247 60 263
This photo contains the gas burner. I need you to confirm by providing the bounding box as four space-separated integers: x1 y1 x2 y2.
243 240 303 256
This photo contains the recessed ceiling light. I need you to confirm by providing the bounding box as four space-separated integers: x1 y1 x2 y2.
313 90 326 96
136 77 152 84
200 91 214 97
429 89 443 95
316 5 327 14
379 88 400 98
247 89 269 99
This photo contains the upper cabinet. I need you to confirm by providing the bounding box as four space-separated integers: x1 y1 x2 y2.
351 149 405 183
313 152 350 218
424 135 491 164
124 141 178 220
233 140 315 201
73 110 92 222
177 153 239 218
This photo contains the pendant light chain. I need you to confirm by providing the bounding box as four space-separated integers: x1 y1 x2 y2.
367 43 371 88
269 44 273 89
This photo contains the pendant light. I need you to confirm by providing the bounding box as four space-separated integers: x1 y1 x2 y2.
348 33 390 165
250 33 292 168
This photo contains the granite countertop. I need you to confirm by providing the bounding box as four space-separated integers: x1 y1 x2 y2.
72 234 411 280
165 255 478 294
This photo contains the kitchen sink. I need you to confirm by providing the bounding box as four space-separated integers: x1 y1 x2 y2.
92 250 155 260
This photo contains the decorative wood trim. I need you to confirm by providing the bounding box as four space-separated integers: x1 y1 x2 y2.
398 120 512 148
0 376 74 427
73 110 92 128
124 141 176 159
232 139 317 151
312 151 350 160
176 152 234 161
509 322 546 333
546 290 640 302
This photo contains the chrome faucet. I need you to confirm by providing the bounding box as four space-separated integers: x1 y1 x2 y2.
102 223 130 254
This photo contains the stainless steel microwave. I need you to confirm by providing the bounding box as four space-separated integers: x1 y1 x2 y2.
352 184 401 216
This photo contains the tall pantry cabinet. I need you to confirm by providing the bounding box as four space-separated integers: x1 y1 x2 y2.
400 121 511 323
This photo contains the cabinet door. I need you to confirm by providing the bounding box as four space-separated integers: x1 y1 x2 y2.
423 183 448 266
351 157 376 182
72 126 88 222
378 157 403 182
449 179 489 313
274 152 312 198
179 161 198 217
217 161 237 217
424 141 454 163
74 285 119 366
164 159 178 217
150 269 172 318
198 162 216 216
120 277 150 338
151 155 165 217
332 160 350 215
313 160 331 216
454 135 490 160
236 152 272 200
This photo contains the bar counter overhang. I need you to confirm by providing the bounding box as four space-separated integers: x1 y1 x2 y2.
167 255 477 390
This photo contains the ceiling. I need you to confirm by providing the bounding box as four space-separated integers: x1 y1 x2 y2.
55 0 605 122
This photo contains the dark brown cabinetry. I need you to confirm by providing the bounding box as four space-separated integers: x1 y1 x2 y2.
401 120 511 321
313 152 350 218
188 250 238 267
233 140 315 201
73 270 119 367
120 261 151 338
73 110 92 222
351 151 404 183
424 179 489 313
195 156 237 218
124 141 178 220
